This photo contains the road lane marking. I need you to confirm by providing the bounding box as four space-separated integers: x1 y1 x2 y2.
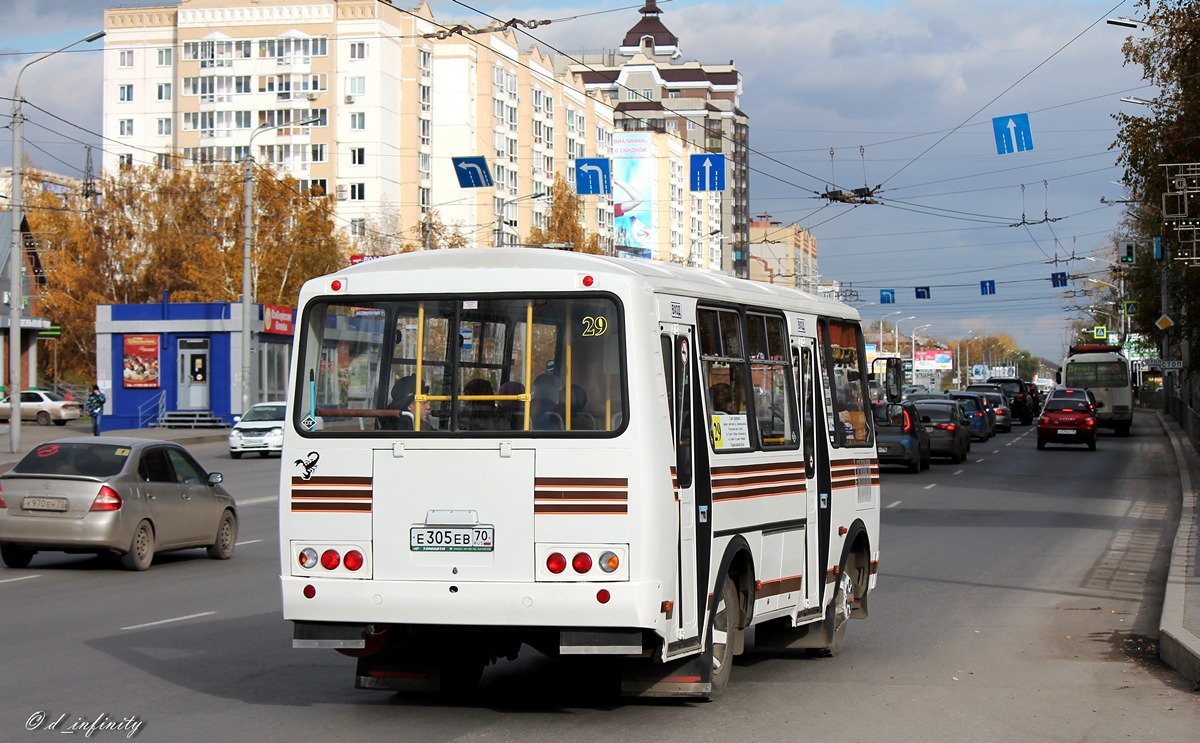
954 469 964 475
121 611 216 631
886 501 901 508
236 539 263 546
924 484 936 490
975 458 985 463
239 496 278 506
0 574 40 584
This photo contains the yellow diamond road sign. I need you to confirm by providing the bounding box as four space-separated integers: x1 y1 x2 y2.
1156 314 1174 331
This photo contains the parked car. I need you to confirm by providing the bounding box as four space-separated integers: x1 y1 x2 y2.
228 401 287 459
1037 387 1099 451
0 438 238 570
986 377 1035 425
979 391 1012 433
872 400 930 473
913 400 972 463
0 390 83 426
947 390 993 441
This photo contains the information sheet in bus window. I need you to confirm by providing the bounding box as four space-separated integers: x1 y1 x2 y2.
711 414 751 449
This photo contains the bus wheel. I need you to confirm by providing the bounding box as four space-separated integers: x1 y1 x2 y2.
709 575 740 696
813 571 852 658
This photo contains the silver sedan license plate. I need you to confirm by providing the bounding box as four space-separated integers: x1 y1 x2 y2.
410 526 494 552
23 496 68 511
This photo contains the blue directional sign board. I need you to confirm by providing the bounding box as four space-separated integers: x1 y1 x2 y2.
915 287 931 299
980 280 996 296
992 113 1033 155
880 289 896 304
575 158 612 195
452 156 493 188
690 154 726 192
1051 271 1068 288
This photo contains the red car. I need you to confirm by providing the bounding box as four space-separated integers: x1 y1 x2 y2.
1037 388 1098 451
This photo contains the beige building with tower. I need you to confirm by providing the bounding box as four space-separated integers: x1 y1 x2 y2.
748 214 818 292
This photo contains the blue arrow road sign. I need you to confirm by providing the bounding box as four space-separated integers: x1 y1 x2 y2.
992 113 1033 155
915 287 931 299
575 158 611 195
980 280 996 295
690 154 726 192
880 289 895 304
451 156 493 188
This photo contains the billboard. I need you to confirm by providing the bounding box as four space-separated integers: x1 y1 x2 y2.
612 132 658 259
914 349 954 371
123 335 161 389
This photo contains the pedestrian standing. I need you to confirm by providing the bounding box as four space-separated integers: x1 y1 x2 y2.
85 384 106 436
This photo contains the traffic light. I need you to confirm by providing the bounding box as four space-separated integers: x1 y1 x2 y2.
1119 240 1136 265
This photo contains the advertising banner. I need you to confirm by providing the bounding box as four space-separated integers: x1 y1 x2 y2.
612 132 657 259
914 349 954 371
123 335 160 389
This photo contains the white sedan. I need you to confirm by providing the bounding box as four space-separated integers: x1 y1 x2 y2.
0 390 83 426
228 401 286 458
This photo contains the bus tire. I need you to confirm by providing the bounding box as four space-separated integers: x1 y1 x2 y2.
812 571 852 658
708 574 740 697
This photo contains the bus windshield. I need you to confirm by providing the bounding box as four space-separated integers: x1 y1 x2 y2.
296 294 625 434
1064 360 1128 388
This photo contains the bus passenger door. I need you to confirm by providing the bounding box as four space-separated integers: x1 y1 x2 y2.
796 338 820 609
661 327 701 645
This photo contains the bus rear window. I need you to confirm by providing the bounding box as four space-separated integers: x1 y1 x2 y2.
296 295 625 435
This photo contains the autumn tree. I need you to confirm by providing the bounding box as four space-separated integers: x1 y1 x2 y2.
525 172 603 254
25 162 343 382
1113 0 1200 367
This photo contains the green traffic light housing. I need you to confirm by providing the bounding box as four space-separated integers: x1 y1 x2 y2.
1119 240 1136 265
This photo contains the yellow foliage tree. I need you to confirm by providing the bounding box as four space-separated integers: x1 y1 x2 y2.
524 173 603 254
25 162 343 382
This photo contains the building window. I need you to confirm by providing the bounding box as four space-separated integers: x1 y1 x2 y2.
668 91 681 99
349 42 366 60
350 112 365 130
157 118 172 136
309 178 327 196
418 153 431 176
687 120 696 130
118 154 133 168
235 40 253 58
119 119 134 137
119 50 134 68
419 118 431 147
235 76 252 94
350 218 366 236
419 48 432 72
157 48 172 66
666 120 678 132
310 144 327 163
347 76 366 96
157 83 172 101
351 147 365 165
350 183 366 201
419 186 431 211
235 110 253 129
119 84 133 102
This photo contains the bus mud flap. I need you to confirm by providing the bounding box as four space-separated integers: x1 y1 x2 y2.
619 652 712 698
355 650 440 693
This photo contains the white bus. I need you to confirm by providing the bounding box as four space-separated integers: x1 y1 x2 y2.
279 249 900 698
1059 343 1133 436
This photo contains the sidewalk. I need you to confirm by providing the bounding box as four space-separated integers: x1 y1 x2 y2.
1158 412 1200 686
0 413 1197 685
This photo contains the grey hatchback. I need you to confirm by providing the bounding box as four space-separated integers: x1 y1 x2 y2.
872 400 930 473
0 438 238 571
913 399 972 463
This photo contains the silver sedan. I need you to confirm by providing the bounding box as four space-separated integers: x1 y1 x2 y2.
0 437 237 570
0 390 83 426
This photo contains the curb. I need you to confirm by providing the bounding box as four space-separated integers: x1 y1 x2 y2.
1156 412 1200 686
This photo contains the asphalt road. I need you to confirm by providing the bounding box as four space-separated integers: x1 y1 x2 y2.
1 416 1197 743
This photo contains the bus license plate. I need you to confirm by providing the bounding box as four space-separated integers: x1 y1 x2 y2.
23 496 68 511
410 526 494 552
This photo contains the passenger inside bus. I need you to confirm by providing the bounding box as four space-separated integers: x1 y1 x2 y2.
497 381 525 430
531 373 564 430
390 375 434 431
460 378 507 430
710 382 737 415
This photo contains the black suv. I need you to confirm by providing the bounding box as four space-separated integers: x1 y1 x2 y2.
986 377 1033 425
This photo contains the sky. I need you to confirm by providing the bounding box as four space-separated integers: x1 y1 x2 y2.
0 0 1155 361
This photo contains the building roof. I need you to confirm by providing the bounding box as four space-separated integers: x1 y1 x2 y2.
621 1 679 50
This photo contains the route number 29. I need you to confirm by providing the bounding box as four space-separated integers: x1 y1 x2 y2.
581 316 608 336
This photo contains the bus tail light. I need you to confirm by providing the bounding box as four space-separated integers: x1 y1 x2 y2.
599 551 620 573
344 550 365 571
290 542 370 577
546 552 567 574
298 547 319 569
320 549 341 570
571 552 593 573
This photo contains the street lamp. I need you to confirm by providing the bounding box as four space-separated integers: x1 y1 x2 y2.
911 323 931 377
8 29 105 453
959 330 975 386
879 311 901 354
893 316 915 354
241 115 321 416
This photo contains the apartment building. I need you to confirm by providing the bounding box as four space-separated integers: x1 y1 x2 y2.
563 0 750 277
102 0 633 254
749 214 819 292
